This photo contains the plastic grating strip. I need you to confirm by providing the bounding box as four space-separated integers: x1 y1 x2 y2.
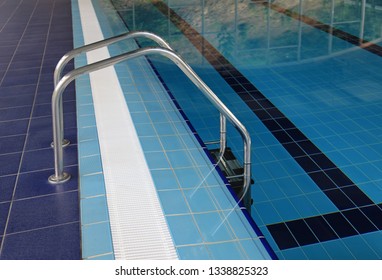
78 0 178 260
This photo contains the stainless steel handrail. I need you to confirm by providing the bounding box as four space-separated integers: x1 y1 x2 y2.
52 31 173 147
49 46 251 208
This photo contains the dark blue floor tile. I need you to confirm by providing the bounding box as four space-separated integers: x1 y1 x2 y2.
0 153 21 176
0 222 81 260
0 135 26 155
0 175 16 203
32 100 76 118
0 94 35 109
29 112 77 131
0 106 31 121
15 165 78 200
0 202 10 235
25 126 76 151
0 119 29 137
0 84 37 97
1 68 40 87
20 145 77 173
6 191 79 234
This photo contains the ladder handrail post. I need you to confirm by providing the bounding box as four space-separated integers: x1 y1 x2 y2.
50 44 252 207
52 31 173 148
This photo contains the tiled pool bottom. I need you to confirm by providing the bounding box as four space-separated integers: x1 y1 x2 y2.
73 0 274 260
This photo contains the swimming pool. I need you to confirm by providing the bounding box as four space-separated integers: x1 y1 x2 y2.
107 0 382 259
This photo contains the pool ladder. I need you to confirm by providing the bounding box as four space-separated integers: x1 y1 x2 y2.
48 31 252 210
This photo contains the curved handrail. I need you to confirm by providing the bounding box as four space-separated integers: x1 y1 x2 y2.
53 31 173 147
49 47 251 208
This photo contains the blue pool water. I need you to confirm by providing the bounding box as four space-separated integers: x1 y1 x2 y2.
109 0 382 259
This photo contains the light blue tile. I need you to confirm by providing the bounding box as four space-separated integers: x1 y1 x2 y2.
82 222 113 259
289 195 320 217
292 174 320 193
174 168 203 189
155 123 176 135
135 123 157 137
306 192 338 214
240 239 272 260
144 101 163 111
157 190 189 215
275 178 302 198
160 135 184 151
81 195 109 225
78 126 98 142
207 241 246 260
149 111 169 123
88 253 115 260
150 169 179 190
177 245 211 260
166 214 203 246
254 202 282 225
77 94 93 106
342 235 379 260
301 244 331 260
183 188 217 213
167 150 194 168
222 210 255 239
80 155 103 175
321 239 355 260
80 173 106 198
127 101 145 113
209 186 236 209
78 104 95 116
362 232 382 258
79 139 100 158
193 212 235 242
144 151 170 169
130 112 151 124
78 115 97 128
139 136 163 152
272 198 301 221
280 247 308 260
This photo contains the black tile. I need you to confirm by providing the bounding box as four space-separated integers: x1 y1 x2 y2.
1 222 80 260
6 191 79 234
262 119 283 131
297 140 322 155
286 219 318 246
310 154 336 170
341 185 374 207
0 175 16 203
295 156 321 172
308 171 337 190
272 130 294 144
360 205 382 230
325 169 354 187
0 153 21 176
267 222 298 250
0 134 26 154
283 142 306 157
324 212 358 238
0 202 10 235
285 128 307 142
15 165 78 200
342 209 378 234
323 189 356 210
304 216 338 242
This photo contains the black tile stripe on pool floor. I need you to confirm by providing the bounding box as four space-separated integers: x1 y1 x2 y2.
152 0 382 250
254 1 382 57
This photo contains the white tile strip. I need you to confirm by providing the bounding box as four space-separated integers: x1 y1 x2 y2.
77 0 178 260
